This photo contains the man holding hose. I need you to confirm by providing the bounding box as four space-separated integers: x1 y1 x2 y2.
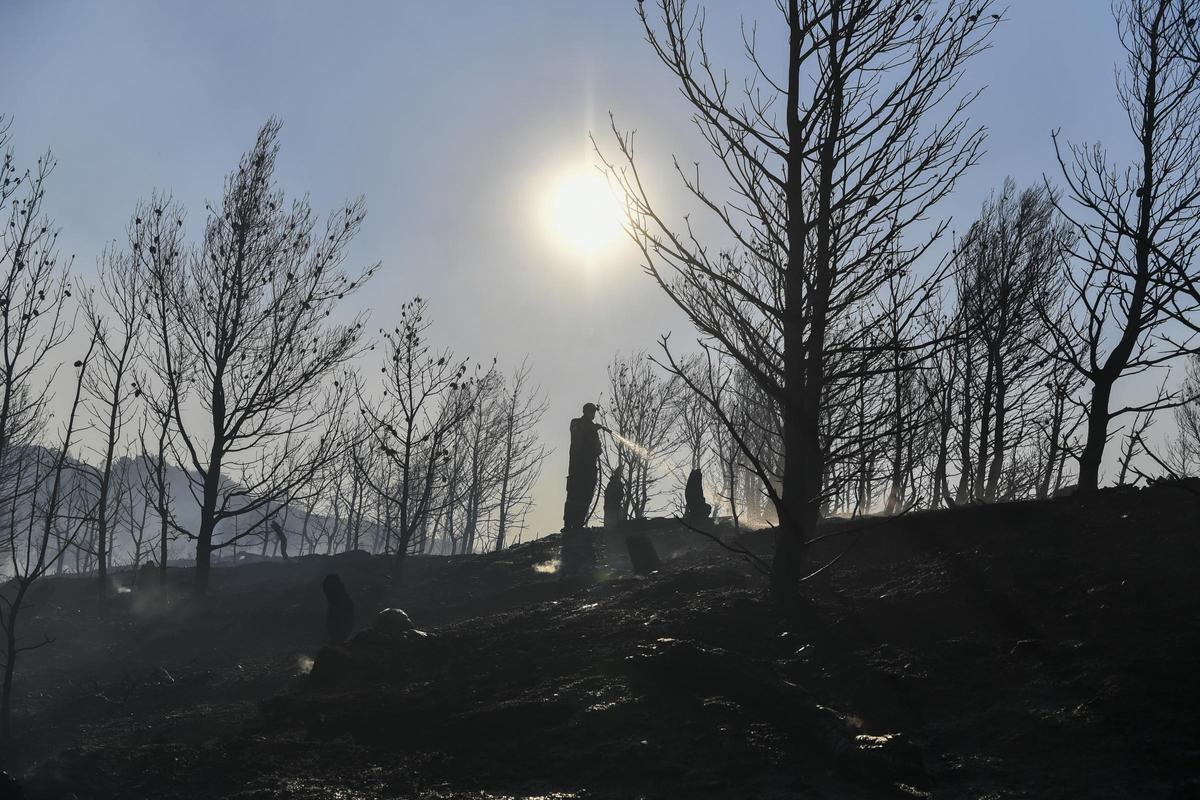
563 402 609 529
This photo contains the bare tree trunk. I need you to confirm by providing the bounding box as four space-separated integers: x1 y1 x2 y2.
1037 385 1067 499
1 593 23 740
773 0 836 592
985 372 1008 501
974 357 995 500
955 354 974 504
1078 379 1115 491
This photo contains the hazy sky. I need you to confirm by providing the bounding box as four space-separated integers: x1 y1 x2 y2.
2 1 1146 537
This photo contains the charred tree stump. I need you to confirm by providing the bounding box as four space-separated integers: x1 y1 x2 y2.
322 574 356 644
560 528 601 584
624 532 661 575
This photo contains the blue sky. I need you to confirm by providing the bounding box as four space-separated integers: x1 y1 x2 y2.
1 1 1146 535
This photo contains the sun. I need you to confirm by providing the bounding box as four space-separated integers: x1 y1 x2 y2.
545 168 625 258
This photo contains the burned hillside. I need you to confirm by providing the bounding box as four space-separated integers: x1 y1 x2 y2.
6 0 1200 797
0 483 1195 799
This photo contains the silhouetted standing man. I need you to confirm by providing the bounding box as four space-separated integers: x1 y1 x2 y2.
563 402 607 529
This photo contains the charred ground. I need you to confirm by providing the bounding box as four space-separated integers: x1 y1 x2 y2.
2 484 1198 799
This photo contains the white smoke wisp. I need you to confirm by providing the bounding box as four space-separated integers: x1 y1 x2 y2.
533 558 561 574
129 582 184 619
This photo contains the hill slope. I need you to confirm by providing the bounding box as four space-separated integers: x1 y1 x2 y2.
4 484 1199 799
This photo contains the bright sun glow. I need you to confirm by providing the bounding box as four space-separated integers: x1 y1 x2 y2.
545 168 625 259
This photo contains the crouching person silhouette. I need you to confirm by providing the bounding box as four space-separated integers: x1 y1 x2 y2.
684 468 713 520
604 465 626 528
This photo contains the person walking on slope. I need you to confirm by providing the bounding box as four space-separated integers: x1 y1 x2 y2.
563 402 609 529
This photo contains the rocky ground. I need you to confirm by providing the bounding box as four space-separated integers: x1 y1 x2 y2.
2 483 1199 799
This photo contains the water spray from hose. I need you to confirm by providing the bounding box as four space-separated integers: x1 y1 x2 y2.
608 431 691 484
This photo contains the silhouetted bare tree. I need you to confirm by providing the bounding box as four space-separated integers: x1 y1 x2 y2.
80 203 156 599
144 119 373 594
602 0 998 592
358 298 472 572
672 355 711 472
605 352 679 519
1042 0 1200 491
136 409 179 585
955 180 1073 502
493 361 549 551
1032 358 1084 499
1169 355 1200 474
0 123 84 739
453 365 504 554
698 356 742 524
0 122 73 501
1 336 95 740
1115 382 1166 484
